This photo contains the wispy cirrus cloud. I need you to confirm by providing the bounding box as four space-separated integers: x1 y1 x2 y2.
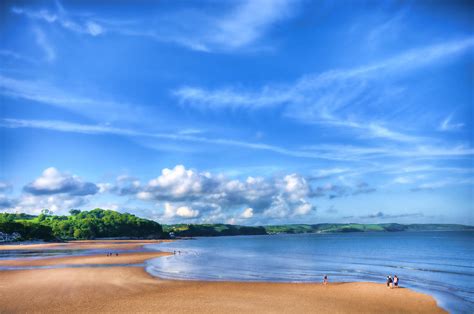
0 74 140 122
302 144 474 160
12 4 105 37
0 118 331 161
11 0 298 52
439 114 464 131
175 0 299 52
33 27 55 62
410 177 474 192
174 37 474 140
0 50 36 64
2 118 473 164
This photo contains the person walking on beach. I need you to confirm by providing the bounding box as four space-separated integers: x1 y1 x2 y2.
393 275 399 288
386 276 393 288
323 275 328 285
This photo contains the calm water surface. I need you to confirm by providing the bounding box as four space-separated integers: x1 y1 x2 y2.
145 232 473 313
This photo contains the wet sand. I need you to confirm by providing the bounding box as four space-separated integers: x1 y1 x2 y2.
0 241 446 313
0 251 171 267
0 239 169 251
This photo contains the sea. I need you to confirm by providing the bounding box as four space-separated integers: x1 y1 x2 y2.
145 231 474 313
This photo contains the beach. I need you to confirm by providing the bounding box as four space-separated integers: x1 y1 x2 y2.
0 240 446 313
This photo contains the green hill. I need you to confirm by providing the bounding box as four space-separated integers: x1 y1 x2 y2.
264 223 474 234
166 222 473 237
0 209 164 241
164 223 267 237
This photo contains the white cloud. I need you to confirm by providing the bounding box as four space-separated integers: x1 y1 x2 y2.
0 118 336 161
145 165 216 201
147 0 298 52
439 114 464 131
241 207 254 218
163 202 199 218
23 167 98 196
173 37 474 140
33 28 55 62
282 174 311 201
176 206 200 218
293 201 313 216
11 0 295 52
0 76 138 122
86 21 104 36
210 0 296 50
310 168 349 179
110 165 317 221
393 176 413 184
3 119 473 163
11 193 89 215
301 144 474 161
1 169 97 214
12 5 105 37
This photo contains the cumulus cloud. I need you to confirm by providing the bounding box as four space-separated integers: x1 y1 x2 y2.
111 164 318 220
3 167 100 214
6 165 378 221
163 202 200 219
281 174 311 201
241 207 254 219
24 167 99 196
293 201 313 216
146 165 216 201
16 194 88 215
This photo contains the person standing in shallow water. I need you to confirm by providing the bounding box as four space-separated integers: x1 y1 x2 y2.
387 276 393 288
393 275 399 288
323 275 328 285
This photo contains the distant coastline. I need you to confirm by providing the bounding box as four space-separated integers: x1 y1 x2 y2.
1 209 473 242
165 222 474 237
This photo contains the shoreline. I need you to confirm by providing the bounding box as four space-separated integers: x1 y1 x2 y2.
0 240 447 313
0 239 170 251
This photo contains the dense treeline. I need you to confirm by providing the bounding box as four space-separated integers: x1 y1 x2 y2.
0 209 164 241
165 224 267 237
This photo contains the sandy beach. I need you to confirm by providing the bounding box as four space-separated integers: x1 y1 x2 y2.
0 241 446 313
0 239 169 251
0 251 171 267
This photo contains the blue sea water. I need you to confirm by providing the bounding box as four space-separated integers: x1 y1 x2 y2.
145 231 474 313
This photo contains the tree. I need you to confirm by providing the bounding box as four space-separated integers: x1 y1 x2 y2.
69 209 81 216
41 209 53 215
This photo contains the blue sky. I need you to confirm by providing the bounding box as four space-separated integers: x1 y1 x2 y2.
0 0 473 225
